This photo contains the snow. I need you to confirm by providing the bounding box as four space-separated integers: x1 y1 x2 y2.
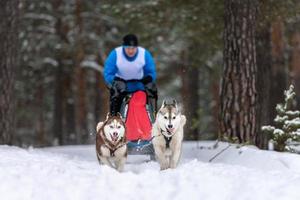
43 57 58 67
284 85 296 105
274 115 288 123
1 141 300 200
274 128 285 135
286 110 300 116
80 60 103 73
276 104 285 114
285 118 300 127
24 13 55 22
261 125 274 132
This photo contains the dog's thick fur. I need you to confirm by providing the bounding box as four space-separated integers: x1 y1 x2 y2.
96 113 127 172
152 100 186 170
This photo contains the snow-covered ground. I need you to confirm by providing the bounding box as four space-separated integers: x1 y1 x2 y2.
1 141 300 200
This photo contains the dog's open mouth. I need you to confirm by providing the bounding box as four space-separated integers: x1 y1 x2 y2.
166 128 175 135
111 135 119 142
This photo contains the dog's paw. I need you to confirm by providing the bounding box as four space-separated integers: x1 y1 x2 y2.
116 164 125 172
96 122 104 132
160 161 169 170
170 161 178 169
115 157 126 172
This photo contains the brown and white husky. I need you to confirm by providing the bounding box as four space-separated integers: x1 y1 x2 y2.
96 113 127 172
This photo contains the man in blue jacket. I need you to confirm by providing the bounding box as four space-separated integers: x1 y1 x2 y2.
104 34 157 116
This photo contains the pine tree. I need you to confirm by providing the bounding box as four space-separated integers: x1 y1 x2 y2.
219 0 258 144
0 0 19 144
262 85 300 152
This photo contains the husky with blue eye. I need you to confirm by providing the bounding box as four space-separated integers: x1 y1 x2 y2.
152 99 186 170
96 113 127 172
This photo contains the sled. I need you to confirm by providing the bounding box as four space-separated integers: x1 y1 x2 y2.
120 90 156 160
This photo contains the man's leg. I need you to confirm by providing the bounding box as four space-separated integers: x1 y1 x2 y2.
109 81 126 116
110 91 126 116
145 82 158 113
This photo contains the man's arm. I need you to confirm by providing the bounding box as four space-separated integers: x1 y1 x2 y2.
104 50 117 87
143 50 156 82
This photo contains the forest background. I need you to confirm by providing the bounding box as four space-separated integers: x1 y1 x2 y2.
1 0 300 148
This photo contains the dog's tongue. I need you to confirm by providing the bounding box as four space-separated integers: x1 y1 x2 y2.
167 128 175 134
111 135 118 142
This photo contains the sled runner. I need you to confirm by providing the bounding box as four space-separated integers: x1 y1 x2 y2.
120 90 156 160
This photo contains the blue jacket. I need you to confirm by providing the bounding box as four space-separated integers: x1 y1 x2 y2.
104 46 156 93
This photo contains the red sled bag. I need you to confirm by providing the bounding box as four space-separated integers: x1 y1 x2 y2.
125 91 152 141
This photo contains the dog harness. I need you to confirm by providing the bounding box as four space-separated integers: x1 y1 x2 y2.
160 128 173 149
98 115 127 157
106 143 126 157
102 136 126 157
163 135 172 148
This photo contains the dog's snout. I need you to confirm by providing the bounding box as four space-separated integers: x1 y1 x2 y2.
113 132 118 137
168 124 173 129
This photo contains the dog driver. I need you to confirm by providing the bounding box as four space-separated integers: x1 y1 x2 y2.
103 34 157 116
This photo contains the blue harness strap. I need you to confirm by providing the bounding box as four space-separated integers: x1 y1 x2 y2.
127 140 151 148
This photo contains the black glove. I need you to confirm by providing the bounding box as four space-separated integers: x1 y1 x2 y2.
112 77 126 93
145 82 157 98
114 76 125 82
141 75 153 85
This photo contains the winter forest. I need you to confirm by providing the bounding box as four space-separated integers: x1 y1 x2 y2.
3 0 300 199
0 0 300 151
5 0 300 151
0 0 300 148
2 0 300 150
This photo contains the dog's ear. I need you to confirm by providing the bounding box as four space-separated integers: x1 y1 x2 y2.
116 112 126 123
96 122 104 132
172 99 178 108
116 112 122 118
106 112 111 120
161 99 167 108
180 115 187 126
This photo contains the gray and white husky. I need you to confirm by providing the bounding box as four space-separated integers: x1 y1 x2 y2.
96 113 127 172
152 99 186 170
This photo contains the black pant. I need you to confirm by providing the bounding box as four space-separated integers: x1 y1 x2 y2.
109 86 126 116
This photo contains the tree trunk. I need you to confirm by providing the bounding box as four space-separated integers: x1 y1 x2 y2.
64 73 76 144
269 18 287 122
256 23 272 149
220 0 258 143
290 30 300 105
95 72 101 123
180 50 189 138
75 67 87 144
182 66 200 140
180 49 200 140
99 75 110 121
211 77 220 139
96 48 109 122
0 0 19 144
36 84 46 146
74 0 88 144
52 0 67 145
186 65 200 140
53 63 64 145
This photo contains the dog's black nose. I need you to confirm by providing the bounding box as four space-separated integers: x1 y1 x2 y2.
113 132 118 137
168 124 173 128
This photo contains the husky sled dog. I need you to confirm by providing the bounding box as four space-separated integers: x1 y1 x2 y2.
96 113 127 172
152 99 186 170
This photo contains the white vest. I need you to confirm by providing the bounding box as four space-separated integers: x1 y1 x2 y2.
115 46 145 80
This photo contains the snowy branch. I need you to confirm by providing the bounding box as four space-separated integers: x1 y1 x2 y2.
80 60 103 74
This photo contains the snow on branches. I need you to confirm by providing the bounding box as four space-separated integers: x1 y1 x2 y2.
262 85 300 152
